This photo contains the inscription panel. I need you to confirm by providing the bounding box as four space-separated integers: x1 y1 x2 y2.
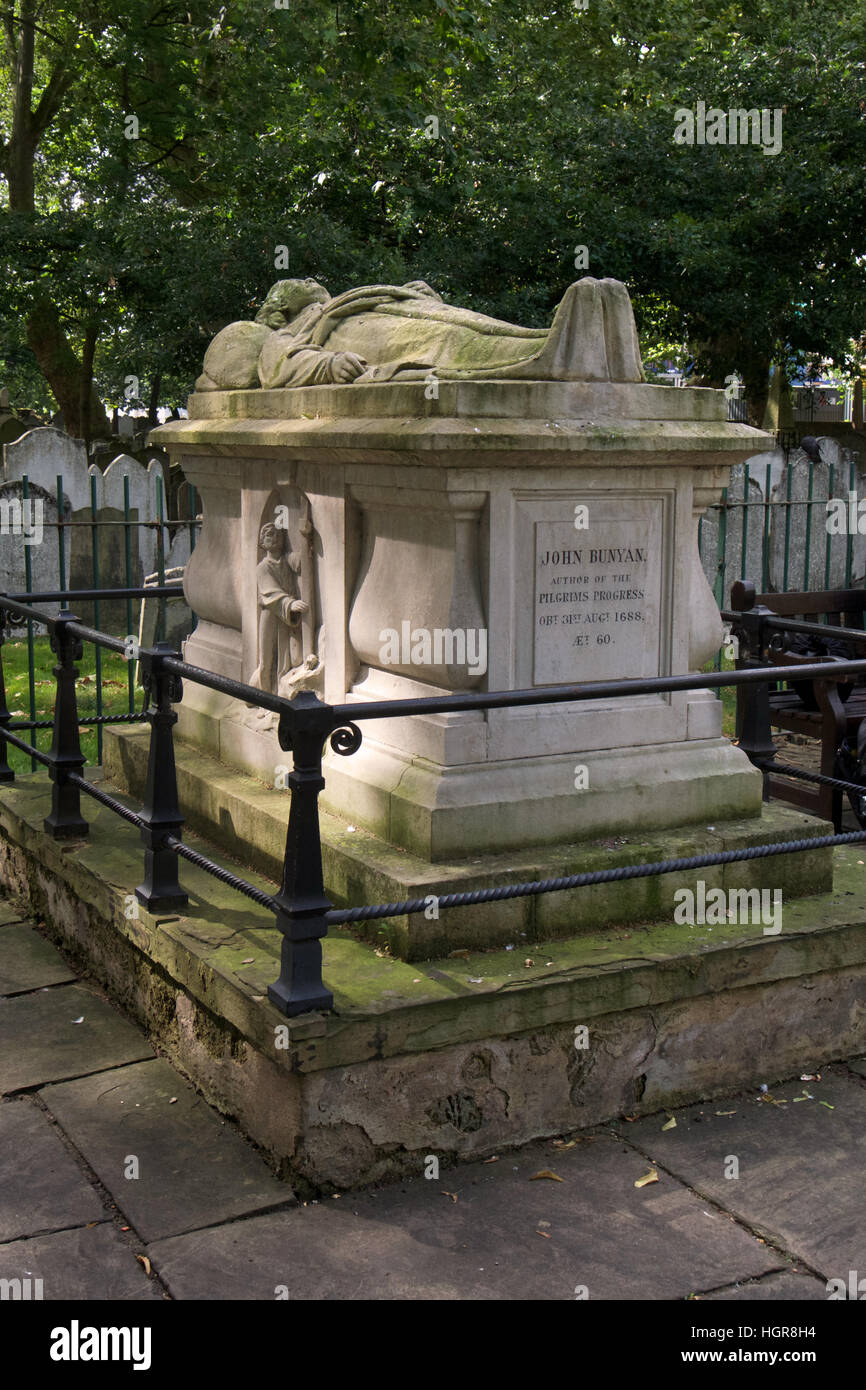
531 501 665 685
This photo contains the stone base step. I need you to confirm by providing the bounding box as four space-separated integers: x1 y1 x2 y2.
0 774 863 1189
105 723 833 961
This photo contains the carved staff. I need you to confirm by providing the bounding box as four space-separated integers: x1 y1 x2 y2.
297 495 316 662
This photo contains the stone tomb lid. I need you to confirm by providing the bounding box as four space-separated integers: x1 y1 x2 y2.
151 380 772 461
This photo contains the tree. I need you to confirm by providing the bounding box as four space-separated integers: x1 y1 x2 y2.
2 0 864 432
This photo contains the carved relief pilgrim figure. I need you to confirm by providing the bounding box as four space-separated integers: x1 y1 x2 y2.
248 500 324 718
249 521 307 695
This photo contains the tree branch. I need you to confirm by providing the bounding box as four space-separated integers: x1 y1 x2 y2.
0 8 63 45
31 58 75 137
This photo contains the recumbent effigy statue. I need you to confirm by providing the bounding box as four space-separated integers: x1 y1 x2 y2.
195 276 646 392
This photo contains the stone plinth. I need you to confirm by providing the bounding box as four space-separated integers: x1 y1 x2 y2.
0 775 860 1190
152 379 770 860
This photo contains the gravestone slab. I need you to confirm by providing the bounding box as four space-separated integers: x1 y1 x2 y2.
770 443 866 591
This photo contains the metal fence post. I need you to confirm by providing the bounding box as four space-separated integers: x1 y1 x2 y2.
135 643 188 912
0 605 14 784
730 597 778 796
44 611 88 838
269 692 335 1017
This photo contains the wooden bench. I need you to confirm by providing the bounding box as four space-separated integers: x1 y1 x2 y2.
729 580 866 829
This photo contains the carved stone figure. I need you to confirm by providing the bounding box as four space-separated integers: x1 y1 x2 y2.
248 501 324 705
249 522 307 695
195 276 644 392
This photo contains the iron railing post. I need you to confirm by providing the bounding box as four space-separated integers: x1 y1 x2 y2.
44 610 88 838
135 643 188 912
269 692 335 1017
730 596 777 786
0 604 13 783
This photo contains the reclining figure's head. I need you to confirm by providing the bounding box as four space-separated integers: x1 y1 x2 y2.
255 279 330 329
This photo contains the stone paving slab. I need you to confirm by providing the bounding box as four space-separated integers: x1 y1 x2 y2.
0 983 153 1094
148 1133 780 1300
618 1072 866 1280
0 1222 163 1300
41 1058 294 1241
0 922 77 995
0 1098 104 1241
704 1271 828 1300
0 900 29 926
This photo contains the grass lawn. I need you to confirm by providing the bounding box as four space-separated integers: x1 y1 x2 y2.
706 654 738 739
2 632 144 775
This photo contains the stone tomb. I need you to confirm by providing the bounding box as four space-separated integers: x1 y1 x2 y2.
103 276 821 955
140 401 759 867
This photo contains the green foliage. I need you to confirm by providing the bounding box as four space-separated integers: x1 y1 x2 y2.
1 0 864 415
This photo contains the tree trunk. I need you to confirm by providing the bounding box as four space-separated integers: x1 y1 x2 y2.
148 373 162 428
3 5 107 440
79 322 100 447
25 298 111 440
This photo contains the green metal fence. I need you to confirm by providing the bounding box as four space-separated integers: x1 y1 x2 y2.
1 471 199 771
699 449 863 671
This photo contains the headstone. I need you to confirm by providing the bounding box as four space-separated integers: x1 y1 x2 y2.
770 440 866 591
137 565 194 659
0 480 67 625
699 460 769 601
1 431 170 630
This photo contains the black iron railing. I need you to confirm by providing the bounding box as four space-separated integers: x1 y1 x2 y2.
4 588 866 1018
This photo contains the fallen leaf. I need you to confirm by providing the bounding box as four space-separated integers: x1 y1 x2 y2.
169 1097 177 1104
537 1219 551 1228
800 1074 820 1082
241 957 254 964
529 1169 564 1183
442 1190 458 1203
662 1116 677 1131
482 1155 499 1164
135 1255 152 1275
634 1168 659 1188
715 1110 736 1116
537 1229 551 1238
819 1101 835 1109
553 1139 577 1150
